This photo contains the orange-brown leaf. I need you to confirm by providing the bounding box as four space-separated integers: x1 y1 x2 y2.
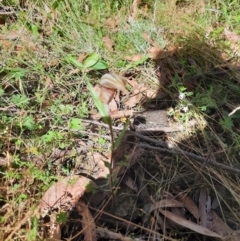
102 35 114 51
39 175 90 211
76 200 97 241
159 209 222 238
124 54 143 62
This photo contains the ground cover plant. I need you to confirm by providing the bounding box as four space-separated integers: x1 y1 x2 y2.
1 0 240 240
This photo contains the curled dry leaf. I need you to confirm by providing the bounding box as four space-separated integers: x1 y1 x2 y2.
38 175 91 213
144 199 184 213
130 0 141 19
76 200 97 241
102 35 114 51
90 152 110 179
108 98 118 112
98 86 116 105
159 209 222 238
124 94 140 108
179 193 199 220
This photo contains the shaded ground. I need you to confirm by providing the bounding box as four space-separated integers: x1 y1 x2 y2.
1 1 240 241
38 37 240 241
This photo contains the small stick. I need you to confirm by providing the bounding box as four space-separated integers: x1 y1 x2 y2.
228 105 240 116
129 142 240 176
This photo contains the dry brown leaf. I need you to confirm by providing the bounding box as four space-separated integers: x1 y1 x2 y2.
68 54 87 75
179 194 199 220
0 31 20 40
143 32 160 48
102 35 114 51
124 54 144 62
143 32 152 44
44 3 51 14
143 32 176 60
126 78 139 88
124 94 142 108
145 199 184 213
224 28 240 44
122 175 138 192
0 40 13 50
211 210 234 237
91 152 110 179
224 28 240 53
109 98 118 112
39 175 90 211
145 89 156 98
138 84 148 92
76 200 97 241
51 223 62 240
148 46 164 59
159 209 222 238
69 68 80 75
104 17 119 30
130 0 141 19
78 53 88 63
199 187 211 229
115 91 120 102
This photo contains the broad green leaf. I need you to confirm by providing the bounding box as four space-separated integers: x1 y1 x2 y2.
83 53 99 69
179 86 187 92
91 60 109 70
65 55 83 69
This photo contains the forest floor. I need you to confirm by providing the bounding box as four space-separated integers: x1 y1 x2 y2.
1 1 240 240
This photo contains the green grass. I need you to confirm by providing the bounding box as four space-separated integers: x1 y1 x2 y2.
1 0 240 240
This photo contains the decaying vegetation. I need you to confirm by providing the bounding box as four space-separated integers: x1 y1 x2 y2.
1 0 240 240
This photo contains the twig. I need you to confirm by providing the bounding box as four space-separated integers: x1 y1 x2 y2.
228 105 240 116
129 142 240 175
97 227 141 241
126 130 173 149
0 11 16 16
82 119 194 133
90 207 177 241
